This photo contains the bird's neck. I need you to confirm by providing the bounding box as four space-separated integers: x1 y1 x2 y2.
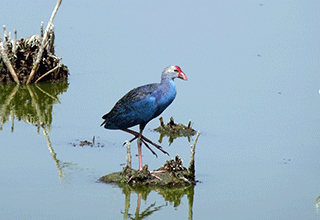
159 77 176 92
157 77 176 102
160 76 173 85
151 77 176 117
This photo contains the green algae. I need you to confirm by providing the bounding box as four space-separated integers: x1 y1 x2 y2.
99 156 197 187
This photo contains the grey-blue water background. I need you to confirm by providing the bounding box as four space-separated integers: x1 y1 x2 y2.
1 1 320 219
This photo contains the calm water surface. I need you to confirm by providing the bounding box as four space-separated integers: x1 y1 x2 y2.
1 1 320 219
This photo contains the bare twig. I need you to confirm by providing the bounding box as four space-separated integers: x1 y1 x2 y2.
34 63 60 83
47 53 62 60
125 141 132 169
159 117 165 127
12 28 17 54
26 0 62 84
40 22 44 38
48 26 55 54
188 131 200 178
3 25 8 42
0 41 20 84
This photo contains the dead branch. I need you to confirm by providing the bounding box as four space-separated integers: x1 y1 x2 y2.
34 63 60 83
26 0 62 84
189 131 200 177
0 40 20 84
125 141 132 169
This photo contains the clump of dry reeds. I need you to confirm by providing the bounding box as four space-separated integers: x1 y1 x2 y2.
0 0 68 84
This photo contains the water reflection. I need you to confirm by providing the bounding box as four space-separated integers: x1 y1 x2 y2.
0 82 68 177
157 132 194 145
119 184 194 219
316 195 320 212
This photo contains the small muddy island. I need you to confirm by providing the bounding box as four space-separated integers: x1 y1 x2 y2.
100 119 200 187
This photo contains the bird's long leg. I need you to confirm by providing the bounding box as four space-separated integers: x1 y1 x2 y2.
138 128 163 180
122 128 166 181
138 138 162 181
121 128 169 155
121 128 139 136
126 136 158 157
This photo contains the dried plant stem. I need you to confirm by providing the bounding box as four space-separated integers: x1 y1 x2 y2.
189 131 200 177
34 63 60 83
3 25 8 41
26 0 62 84
12 28 17 54
40 22 44 38
125 141 132 169
0 41 20 84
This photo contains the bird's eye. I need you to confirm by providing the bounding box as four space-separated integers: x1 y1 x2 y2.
174 69 179 72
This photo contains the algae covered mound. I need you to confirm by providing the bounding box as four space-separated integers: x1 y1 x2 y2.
99 156 197 187
100 129 200 187
154 117 197 145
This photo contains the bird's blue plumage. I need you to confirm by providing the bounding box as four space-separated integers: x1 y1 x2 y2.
101 66 187 131
101 79 176 130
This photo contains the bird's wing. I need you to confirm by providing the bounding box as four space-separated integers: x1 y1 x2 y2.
101 84 159 129
118 84 157 105
103 83 158 116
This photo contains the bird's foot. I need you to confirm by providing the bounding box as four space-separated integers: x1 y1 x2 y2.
150 170 165 174
150 173 162 180
127 174 135 183
149 170 165 180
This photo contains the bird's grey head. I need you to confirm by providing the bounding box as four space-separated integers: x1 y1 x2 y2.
162 65 188 81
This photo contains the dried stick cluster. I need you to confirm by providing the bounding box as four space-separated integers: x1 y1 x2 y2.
0 0 68 84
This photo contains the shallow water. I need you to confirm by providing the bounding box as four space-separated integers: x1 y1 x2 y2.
1 1 320 219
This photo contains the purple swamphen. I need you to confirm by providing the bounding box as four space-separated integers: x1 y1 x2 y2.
101 65 188 170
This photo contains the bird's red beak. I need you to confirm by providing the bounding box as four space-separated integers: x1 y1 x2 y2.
178 71 188 81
